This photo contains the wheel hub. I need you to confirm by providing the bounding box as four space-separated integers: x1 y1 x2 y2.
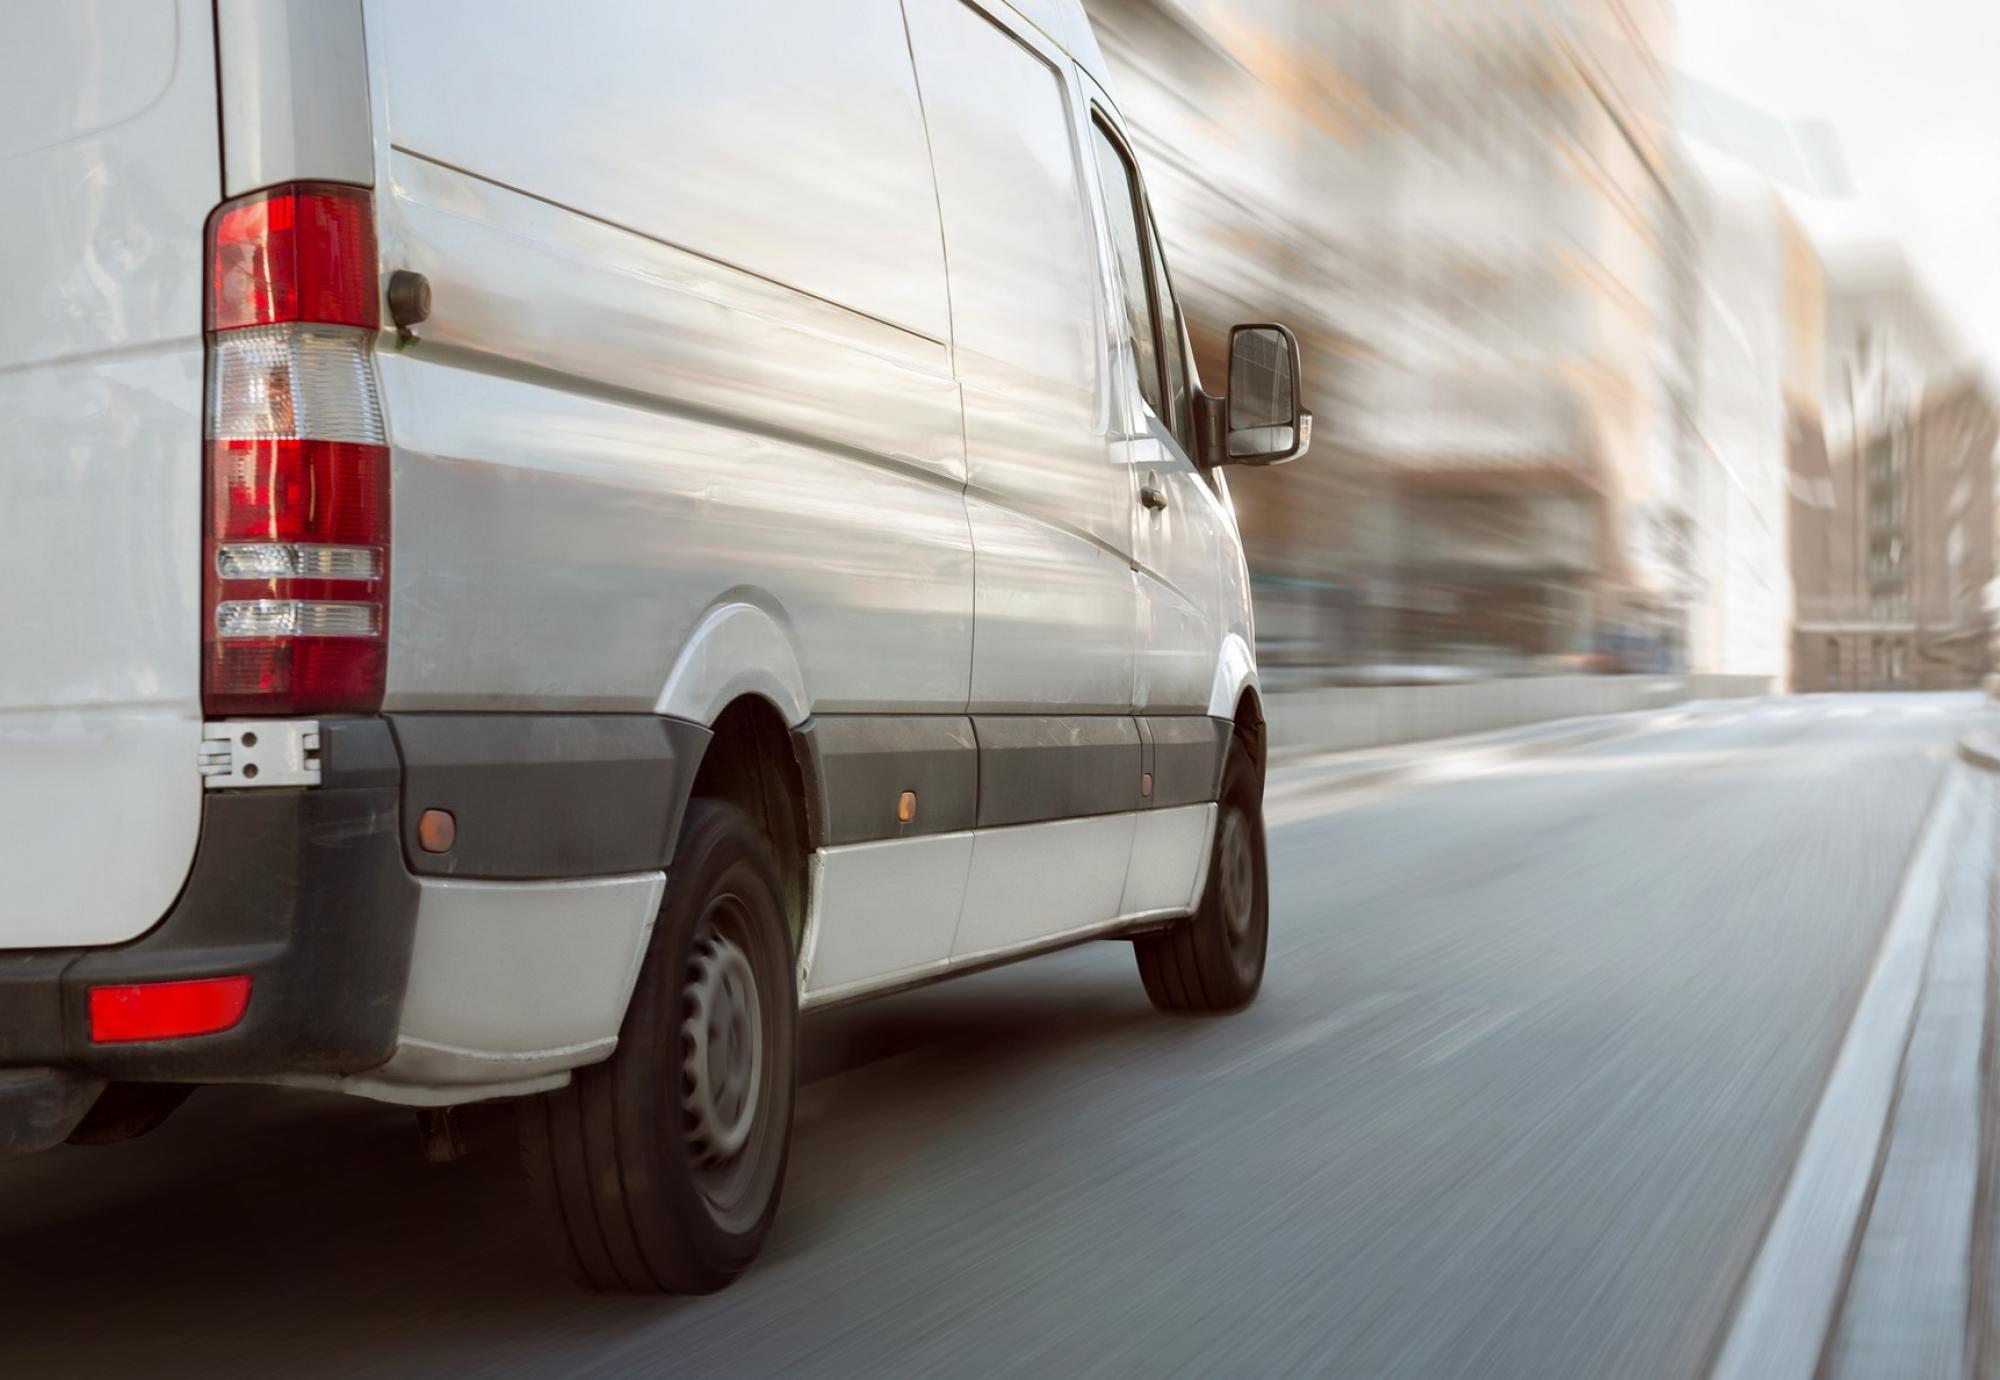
1218 808 1255 947
680 928 762 1166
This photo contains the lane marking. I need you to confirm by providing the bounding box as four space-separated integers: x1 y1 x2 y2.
1829 706 1867 719
1708 767 1968 1380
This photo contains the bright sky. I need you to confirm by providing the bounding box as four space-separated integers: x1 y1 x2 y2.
1675 0 2000 369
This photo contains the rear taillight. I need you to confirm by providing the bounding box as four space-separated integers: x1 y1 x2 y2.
203 184 388 716
208 183 378 333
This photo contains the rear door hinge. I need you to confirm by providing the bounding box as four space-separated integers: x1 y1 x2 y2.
199 720 322 789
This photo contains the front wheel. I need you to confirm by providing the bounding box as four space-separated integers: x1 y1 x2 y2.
519 799 797 1293
1134 740 1268 1013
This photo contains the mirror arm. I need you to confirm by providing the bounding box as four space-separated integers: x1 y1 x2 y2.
1193 388 1228 468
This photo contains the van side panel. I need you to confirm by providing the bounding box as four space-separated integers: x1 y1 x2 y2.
361 3 974 716
1080 100 1236 715
904 0 1138 714
215 0 373 195
368 0 949 343
0 0 217 947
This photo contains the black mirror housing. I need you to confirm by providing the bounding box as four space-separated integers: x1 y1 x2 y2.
1214 322 1308 466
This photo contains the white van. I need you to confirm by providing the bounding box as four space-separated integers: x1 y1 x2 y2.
1 0 1308 1291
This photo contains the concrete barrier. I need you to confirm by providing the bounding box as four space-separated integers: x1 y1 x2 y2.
1266 673 1776 758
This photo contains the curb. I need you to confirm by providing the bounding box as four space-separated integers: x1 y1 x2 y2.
1710 765 1985 1380
1960 730 2000 774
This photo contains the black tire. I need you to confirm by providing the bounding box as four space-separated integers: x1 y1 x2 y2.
1134 739 1268 1013
519 799 797 1294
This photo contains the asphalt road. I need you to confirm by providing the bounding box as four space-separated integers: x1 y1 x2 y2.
2 693 1985 1378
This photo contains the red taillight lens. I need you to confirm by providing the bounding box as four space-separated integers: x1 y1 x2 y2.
204 183 387 717
210 438 387 545
203 637 387 717
89 977 252 1044
204 439 389 716
208 183 379 332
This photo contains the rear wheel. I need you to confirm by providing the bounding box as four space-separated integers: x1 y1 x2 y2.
519 799 796 1293
1134 741 1267 1013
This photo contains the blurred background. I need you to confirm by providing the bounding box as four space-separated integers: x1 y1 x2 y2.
1083 0 1999 692
15 7 2000 1376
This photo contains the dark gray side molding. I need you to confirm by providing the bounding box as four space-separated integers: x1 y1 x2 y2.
1142 716 1232 809
794 713 1235 847
390 714 712 879
796 716 978 846
973 715 1144 828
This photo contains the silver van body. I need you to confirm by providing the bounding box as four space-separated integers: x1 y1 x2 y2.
3 0 1303 1287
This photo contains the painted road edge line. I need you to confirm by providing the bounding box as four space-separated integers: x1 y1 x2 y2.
1708 766 1969 1380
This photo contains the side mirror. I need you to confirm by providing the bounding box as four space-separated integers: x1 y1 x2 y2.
1221 323 1310 465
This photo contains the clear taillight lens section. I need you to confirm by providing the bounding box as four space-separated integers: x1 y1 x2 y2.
215 545 380 581
215 600 383 638
203 183 386 716
207 326 385 443
209 183 379 332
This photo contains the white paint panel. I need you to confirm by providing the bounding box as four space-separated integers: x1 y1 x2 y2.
278 1064 572 1108
804 833 972 997
368 0 950 341
905 0 1138 713
0 3 177 161
1206 632 1260 720
217 0 373 193
396 872 664 1062
960 494 1137 712
1119 803 1214 917
369 1038 607 1093
654 602 812 729
952 813 1137 960
0 0 216 947
370 151 974 715
1079 100 1228 715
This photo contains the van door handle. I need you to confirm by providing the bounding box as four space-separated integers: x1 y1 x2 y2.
1140 485 1168 512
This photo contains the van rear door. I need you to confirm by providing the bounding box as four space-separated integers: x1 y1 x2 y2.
0 0 218 947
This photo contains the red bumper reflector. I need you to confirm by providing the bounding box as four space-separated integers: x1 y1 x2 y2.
88 977 252 1044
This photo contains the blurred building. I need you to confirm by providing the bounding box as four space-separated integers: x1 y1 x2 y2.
1085 0 1687 675
1676 163 1820 681
1791 255 1997 690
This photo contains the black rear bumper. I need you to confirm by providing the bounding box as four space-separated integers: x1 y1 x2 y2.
0 712 710 1152
0 720 419 1108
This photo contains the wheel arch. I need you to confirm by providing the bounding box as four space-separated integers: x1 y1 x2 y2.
655 599 812 731
1230 684 1267 782
1207 633 1265 777
685 695 816 958
1206 632 1260 724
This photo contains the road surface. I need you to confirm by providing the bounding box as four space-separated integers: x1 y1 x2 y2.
2 693 1983 1378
